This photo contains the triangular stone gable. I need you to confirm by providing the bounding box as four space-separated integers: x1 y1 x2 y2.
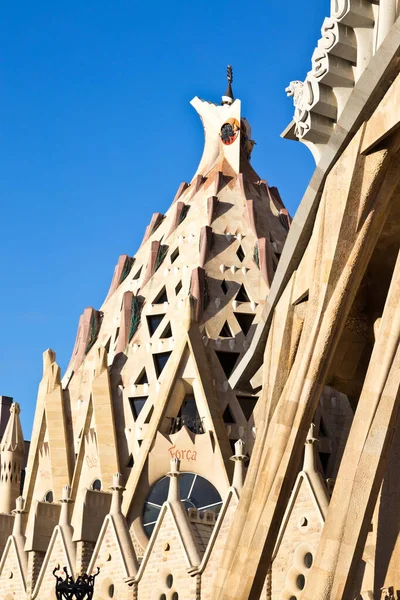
87 515 136 600
198 488 239 595
137 503 198 600
31 526 74 599
271 472 326 599
0 537 26 598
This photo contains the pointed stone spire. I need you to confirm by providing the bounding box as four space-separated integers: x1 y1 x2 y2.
166 458 201 567
107 473 139 575
0 402 25 514
58 484 76 566
222 65 234 105
303 423 329 517
230 439 249 492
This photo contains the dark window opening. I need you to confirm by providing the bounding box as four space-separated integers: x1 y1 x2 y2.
223 405 236 424
166 575 173 588
129 396 148 419
234 313 255 336
319 417 329 437
296 574 305 590
216 351 240 378
127 454 134 468
144 405 154 424
221 279 228 295
319 451 331 475
44 490 54 503
160 323 172 338
236 284 250 302
170 395 204 434
153 287 168 304
218 321 233 338
91 479 102 491
132 266 142 280
237 396 258 420
171 247 179 263
293 291 309 305
135 368 148 385
153 351 172 378
236 245 245 262
304 552 313 568
175 281 182 295
114 327 120 343
147 314 164 336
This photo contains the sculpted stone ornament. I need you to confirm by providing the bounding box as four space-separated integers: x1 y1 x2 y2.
53 565 100 600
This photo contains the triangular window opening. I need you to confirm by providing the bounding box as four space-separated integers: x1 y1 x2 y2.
135 368 148 385
293 291 309 305
319 417 329 437
160 323 172 339
221 279 228 295
236 245 245 262
216 351 240 378
170 395 204 434
175 281 182 295
171 247 179 263
144 405 154 424
236 284 250 303
114 327 120 343
153 351 172 378
234 313 255 336
132 266 142 280
127 454 134 468
147 314 164 336
153 287 168 304
129 396 148 420
223 405 236 424
219 321 233 338
237 396 258 420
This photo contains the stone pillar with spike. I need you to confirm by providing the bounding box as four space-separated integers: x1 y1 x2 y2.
0 403 25 514
230 439 249 492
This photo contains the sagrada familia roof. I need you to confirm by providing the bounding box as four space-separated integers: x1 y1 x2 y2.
1 2 400 599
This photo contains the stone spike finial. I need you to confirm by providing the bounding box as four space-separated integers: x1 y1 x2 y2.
13 496 26 515
222 65 234 105
230 439 249 492
60 485 72 503
168 457 181 476
110 473 125 515
167 458 182 503
111 472 125 490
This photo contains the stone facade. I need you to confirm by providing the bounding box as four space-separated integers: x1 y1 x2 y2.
0 4 400 598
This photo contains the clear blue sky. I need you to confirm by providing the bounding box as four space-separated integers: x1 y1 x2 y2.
0 1 328 435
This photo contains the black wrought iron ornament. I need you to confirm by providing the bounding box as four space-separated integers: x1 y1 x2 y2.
53 565 100 600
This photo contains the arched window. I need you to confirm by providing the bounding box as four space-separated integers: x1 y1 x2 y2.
91 479 102 491
43 490 53 503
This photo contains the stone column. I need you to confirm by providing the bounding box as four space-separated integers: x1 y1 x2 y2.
377 0 397 48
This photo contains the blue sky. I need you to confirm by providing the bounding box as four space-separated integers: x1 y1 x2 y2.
0 1 328 435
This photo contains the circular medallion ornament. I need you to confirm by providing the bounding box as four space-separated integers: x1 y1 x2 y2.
220 118 240 145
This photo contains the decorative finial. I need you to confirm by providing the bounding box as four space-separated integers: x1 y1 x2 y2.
222 65 234 105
